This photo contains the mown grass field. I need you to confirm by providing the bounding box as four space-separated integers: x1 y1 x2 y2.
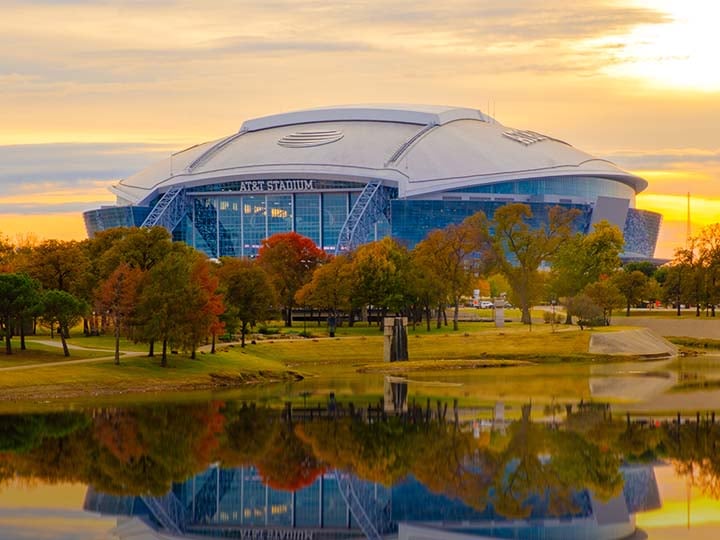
0 321 644 412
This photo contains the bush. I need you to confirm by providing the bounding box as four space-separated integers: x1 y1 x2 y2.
542 311 564 324
577 317 607 330
257 325 281 335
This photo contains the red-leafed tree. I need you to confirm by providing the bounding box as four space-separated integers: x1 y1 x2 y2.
257 232 327 327
96 263 143 365
180 258 225 359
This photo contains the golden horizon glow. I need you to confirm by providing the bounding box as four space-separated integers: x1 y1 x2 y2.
603 1 720 91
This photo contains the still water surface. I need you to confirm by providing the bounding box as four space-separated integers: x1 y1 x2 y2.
4 358 720 539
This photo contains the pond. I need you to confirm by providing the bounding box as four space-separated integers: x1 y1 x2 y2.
2 379 720 540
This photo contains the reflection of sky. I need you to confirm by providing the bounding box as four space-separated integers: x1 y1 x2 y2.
637 464 720 538
0 482 115 540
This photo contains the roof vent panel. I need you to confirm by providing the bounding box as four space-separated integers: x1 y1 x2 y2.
277 130 344 148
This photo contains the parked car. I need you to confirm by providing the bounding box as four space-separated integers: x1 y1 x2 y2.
479 300 494 309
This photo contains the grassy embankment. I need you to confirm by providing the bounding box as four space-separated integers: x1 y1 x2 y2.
0 319 633 410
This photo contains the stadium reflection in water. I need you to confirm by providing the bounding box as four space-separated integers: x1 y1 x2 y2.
4 397 719 540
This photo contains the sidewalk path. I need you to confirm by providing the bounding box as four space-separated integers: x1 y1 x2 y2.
613 317 720 339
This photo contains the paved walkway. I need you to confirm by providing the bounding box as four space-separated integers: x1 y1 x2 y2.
614 317 720 339
0 340 146 372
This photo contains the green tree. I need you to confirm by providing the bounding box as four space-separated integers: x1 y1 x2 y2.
612 270 648 316
217 258 277 347
40 290 87 357
491 204 580 324
136 249 199 365
0 273 40 355
550 221 624 323
257 232 327 327
350 238 412 324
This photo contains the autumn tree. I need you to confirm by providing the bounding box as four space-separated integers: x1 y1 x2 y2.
0 273 40 355
217 258 277 347
491 204 580 324
178 258 225 359
40 290 87 357
549 221 624 323
295 254 353 322
96 263 143 364
22 239 88 294
412 212 493 330
583 279 624 325
257 232 327 327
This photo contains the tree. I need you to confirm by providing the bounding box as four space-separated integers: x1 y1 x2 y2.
350 238 412 324
217 258 277 347
412 212 493 330
549 221 624 323
565 294 603 329
40 290 87 357
136 248 200 365
178 258 225 359
96 263 143 365
0 273 40 355
491 204 580 324
295 255 353 322
257 232 327 327
22 240 88 294
612 270 648 316
583 279 624 325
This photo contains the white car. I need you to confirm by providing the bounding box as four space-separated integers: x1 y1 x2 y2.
479 300 494 309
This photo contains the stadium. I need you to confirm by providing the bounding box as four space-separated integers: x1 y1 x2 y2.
84 104 661 258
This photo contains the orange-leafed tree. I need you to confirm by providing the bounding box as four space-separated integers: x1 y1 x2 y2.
96 263 143 365
179 258 225 359
257 232 327 327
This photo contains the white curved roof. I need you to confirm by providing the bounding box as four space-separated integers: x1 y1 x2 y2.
112 104 647 205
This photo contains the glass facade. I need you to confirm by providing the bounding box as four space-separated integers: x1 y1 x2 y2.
84 175 659 259
391 200 593 250
449 175 635 203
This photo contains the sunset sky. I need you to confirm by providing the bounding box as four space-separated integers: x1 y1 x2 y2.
1 0 718 258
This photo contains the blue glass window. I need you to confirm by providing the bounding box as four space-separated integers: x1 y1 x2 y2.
295 194 321 246
322 193 348 252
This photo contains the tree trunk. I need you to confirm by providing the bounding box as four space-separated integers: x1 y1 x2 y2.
211 332 216 354
564 310 573 325
285 302 293 327
148 339 154 357
436 303 442 329
20 317 26 350
191 346 196 360
241 321 247 348
521 305 532 325
161 339 167 367
5 322 11 355
60 333 70 357
114 317 120 365
425 303 431 332
453 298 460 331
626 301 631 317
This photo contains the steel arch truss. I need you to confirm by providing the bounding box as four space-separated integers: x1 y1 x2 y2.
141 186 188 233
335 181 396 253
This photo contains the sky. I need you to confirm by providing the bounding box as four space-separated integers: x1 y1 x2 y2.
1 0 719 258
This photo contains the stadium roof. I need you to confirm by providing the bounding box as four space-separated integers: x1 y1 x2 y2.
111 104 647 206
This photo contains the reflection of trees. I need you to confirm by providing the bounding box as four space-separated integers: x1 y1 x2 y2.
0 401 672 518
664 419 720 499
217 403 324 491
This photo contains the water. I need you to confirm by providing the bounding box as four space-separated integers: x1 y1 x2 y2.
2 388 720 540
